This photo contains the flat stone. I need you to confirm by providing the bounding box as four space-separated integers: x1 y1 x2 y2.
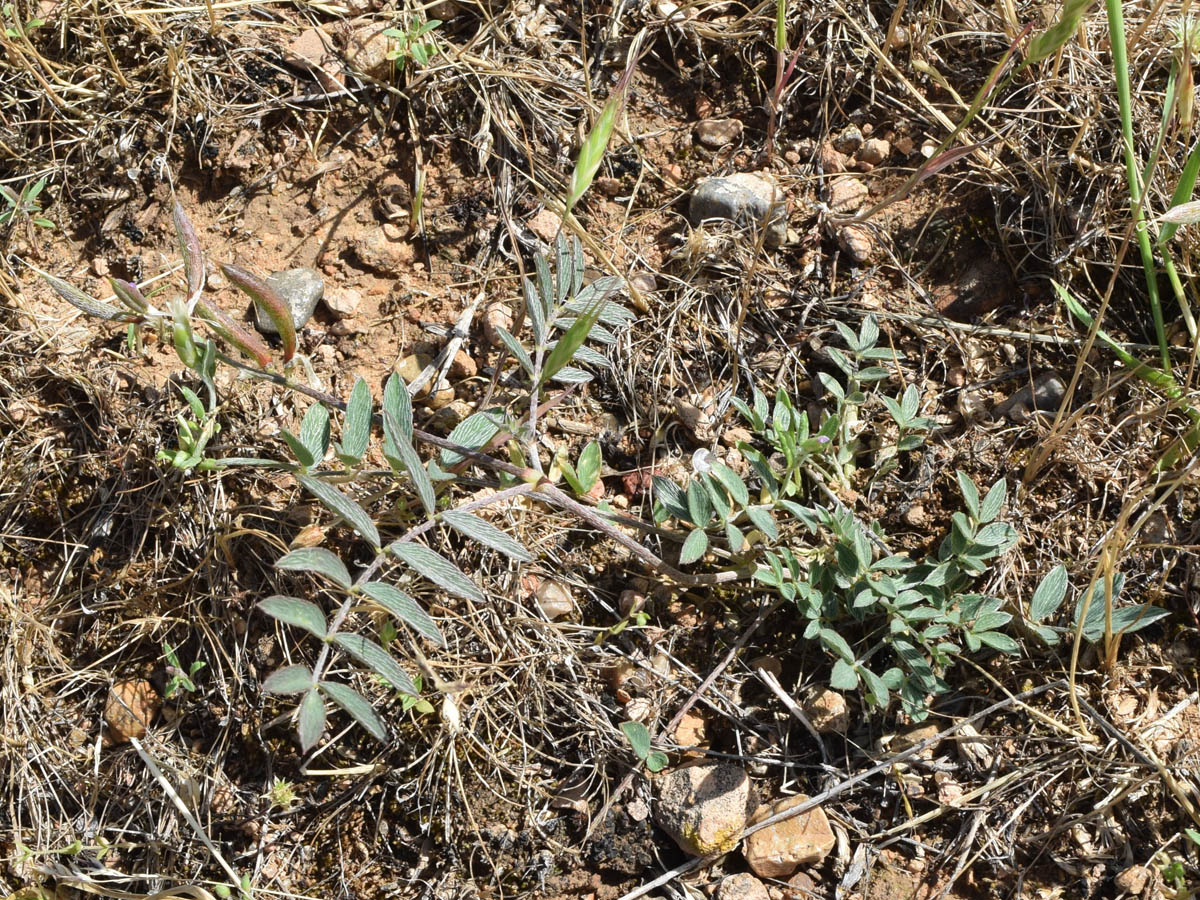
394 353 434 398
527 208 562 244
344 22 395 80
688 173 787 248
255 267 323 334
826 175 868 215
716 873 769 900
355 230 415 273
1114 864 1150 895
743 794 836 878
322 286 362 320
802 688 849 734
654 762 755 856
818 141 848 174
695 118 744 149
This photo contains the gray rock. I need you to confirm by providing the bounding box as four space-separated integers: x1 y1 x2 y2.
254 268 324 334
997 371 1068 422
688 173 787 248
653 761 755 856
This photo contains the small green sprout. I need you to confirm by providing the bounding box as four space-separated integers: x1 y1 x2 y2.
0 177 54 231
620 720 668 772
382 19 441 73
163 642 207 699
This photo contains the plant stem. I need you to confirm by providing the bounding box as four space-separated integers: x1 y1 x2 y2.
1106 0 1171 370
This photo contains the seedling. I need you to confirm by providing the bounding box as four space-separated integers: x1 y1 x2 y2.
620 720 668 772
163 642 207 698
0 177 54 232
382 18 441 73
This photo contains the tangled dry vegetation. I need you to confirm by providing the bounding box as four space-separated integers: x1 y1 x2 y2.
3 0 1200 898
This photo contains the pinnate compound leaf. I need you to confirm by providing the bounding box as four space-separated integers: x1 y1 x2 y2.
220 262 297 362
362 581 445 646
262 664 313 694
441 509 533 562
679 528 708 565
390 541 485 603
297 688 326 751
319 680 388 742
297 474 381 548
258 595 327 638
620 720 651 758
342 378 372 462
276 547 351 589
333 633 418 694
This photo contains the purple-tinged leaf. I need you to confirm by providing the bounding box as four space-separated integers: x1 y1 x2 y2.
109 277 148 314
34 265 133 322
195 300 273 366
220 262 297 362
172 200 206 303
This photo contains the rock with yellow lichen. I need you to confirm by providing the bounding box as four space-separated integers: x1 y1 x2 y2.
653 761 755 856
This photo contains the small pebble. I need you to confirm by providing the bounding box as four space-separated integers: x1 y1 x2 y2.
833 125 864 154
535 580 575 620
857 137 891 165
322 286 362 320
629 272 657 294
837 223 875 264
695 118 744 149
